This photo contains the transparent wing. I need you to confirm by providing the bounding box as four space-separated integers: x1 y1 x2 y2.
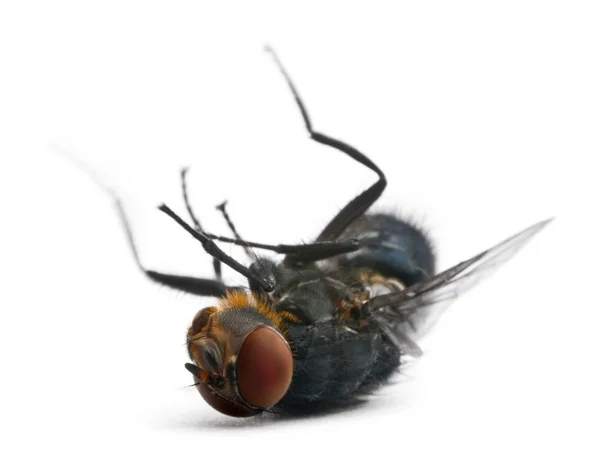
367 218 552 355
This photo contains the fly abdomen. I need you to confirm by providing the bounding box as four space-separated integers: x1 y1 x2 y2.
332 214 435 287
276 321 400 413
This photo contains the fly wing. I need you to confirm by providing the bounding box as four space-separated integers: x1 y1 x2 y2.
366 218 552 354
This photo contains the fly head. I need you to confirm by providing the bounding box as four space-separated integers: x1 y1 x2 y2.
186 291 293 417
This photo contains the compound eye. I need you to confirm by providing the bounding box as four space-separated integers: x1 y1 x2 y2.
193 376 259 418
236 327 293 409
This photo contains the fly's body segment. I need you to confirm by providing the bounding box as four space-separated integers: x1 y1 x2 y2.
86 47 551 417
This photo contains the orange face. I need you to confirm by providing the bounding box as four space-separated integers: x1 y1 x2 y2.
186 292 294 417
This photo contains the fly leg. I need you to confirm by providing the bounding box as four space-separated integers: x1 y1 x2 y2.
215 200 257 261
175 228 361 263
114 198 230 297
63 151 232 297
214 200 363 264
181 168 359 277
158 204 277 292
181 167 361 264
159 204 360 292
265 46 387 243
181 167 224 280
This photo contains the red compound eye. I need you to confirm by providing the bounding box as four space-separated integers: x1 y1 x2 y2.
193 375 259 418
236 327 293 409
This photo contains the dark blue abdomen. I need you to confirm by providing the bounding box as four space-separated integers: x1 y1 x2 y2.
334 213 436 286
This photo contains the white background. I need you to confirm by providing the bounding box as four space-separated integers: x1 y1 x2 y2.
1 1 599 458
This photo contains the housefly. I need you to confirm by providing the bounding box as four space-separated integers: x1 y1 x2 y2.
81 47 551 418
